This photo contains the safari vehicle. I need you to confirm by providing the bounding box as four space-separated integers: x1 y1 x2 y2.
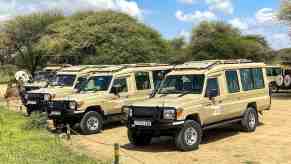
46 63 172 134
23 64 72 92
24 65 104 115
268 63 291 92
125 60 271 151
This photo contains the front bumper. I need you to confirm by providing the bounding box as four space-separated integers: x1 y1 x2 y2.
128 118 184 135
47 101 84 123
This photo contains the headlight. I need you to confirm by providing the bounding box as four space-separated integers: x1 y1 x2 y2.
44 94 51 101
69 101 77 110
163 109 176 120
123 107 132 117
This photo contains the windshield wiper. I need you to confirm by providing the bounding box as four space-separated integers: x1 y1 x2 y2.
178 91 195 97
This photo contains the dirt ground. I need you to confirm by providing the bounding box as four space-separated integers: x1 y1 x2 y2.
1 90 291 164
68 93 291 164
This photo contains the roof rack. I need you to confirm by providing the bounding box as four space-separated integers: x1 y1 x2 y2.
121 63 169 67
177 59 253 70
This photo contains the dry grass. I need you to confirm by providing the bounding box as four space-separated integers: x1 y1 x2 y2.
68 94 291 164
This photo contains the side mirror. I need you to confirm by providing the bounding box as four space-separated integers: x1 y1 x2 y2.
207 89 218 100
111 84 121 95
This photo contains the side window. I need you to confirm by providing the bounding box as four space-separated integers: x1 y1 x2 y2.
266 68 272 76
135 72 150 90
153 70 170 89
252 68 265 89
111 78 128 93
273 68 282 76
240 68 265 91
74 76 87 89
225 70 240 93
240 69 254 91
205 78 220 97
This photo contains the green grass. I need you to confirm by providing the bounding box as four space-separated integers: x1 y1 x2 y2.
0 106 105 164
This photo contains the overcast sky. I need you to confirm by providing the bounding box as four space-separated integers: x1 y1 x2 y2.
0 0 290 50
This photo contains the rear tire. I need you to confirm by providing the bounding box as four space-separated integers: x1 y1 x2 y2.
175 120 202 151
241 107 258 132
128 128 152 146
80 111 103 135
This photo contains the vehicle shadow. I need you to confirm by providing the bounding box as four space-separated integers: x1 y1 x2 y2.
121 123 264 152
49 121 125 135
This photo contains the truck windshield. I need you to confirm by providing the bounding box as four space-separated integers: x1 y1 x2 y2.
158 75 205 94
80 76 113 92
53 74 76 87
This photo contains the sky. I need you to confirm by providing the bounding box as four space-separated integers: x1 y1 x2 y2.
0 0 290 50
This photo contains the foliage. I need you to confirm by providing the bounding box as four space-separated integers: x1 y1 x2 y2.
186 21 272 62
167 37 189 64
0 65 18 84
0 106 104 164
41 11 170 64
2 11 64 75
23 112 48 130
278 0 291 23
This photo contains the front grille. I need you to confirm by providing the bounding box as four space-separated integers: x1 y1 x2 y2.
48 101 71 111
132 107 162 119
27 93 44 102
25 86 40 92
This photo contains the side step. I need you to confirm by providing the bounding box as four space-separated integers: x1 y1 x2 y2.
203 118 242 130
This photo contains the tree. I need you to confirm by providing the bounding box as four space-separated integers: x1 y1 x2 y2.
2 11 64 75
187 21 272 62
167 37 188 64
41 11 170 64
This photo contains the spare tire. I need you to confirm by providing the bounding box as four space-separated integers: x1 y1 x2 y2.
276 75 284 87
284 75 291 87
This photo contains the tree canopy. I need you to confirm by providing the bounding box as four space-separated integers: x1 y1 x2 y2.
40 11 170 64
2 11 64 74
186 21 272 62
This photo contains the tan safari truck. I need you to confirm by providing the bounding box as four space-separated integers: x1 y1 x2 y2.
24 65 105 115
24 64 72 92
46 63 173 134
267 63 291 92
124 60 271 151
266 65 282 92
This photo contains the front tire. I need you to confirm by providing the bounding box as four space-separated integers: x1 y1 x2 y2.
80 111 103 134
241 107 258 132
175 120 202 151
128 128 152 146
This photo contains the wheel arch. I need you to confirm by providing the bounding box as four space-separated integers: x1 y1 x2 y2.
85 105 104 116
185 113 201 125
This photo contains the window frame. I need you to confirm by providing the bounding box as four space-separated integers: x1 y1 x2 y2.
205 77 220 97
134 71 151 91
239 68 265 91
110 77 128 93
225 70 240 93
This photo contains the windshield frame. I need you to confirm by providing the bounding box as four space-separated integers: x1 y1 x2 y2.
157 74 205 95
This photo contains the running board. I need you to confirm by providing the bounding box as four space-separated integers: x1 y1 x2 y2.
203 118 242 130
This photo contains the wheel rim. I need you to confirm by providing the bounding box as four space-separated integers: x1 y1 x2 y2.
248 112 256 129
87 117 99 131
184 127 198 146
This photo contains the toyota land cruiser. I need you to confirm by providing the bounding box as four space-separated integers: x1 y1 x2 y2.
46 64 172 134
24 65 104 115
125 60 271 151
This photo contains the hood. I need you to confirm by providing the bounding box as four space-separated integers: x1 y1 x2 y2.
24 81 47 88
54 91 107 102
27 86 73 98
131 94 202 109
